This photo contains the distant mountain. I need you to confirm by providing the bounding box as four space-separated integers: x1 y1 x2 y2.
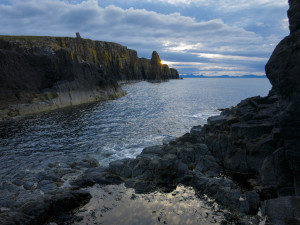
180 74 267 78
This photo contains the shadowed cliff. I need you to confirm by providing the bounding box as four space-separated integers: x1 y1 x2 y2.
265 0 300 196
0 34 179 119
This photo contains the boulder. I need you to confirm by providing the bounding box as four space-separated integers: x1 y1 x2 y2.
207 115 227 125
230 122 274 140
265 197 300 225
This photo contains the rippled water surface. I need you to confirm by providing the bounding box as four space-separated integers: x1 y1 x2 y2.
0 78 271 180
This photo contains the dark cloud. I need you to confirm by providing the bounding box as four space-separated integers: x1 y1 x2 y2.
0 0 289 76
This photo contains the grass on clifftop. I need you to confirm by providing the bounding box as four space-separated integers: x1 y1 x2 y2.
0 35 51 41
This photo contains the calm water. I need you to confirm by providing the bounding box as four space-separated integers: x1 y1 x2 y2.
0 78 271 180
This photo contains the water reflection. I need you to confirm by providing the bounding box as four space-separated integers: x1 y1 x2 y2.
0 79 271 181
70 184 225 225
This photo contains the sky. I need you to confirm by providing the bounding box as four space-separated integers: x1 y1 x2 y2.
0 0 289 76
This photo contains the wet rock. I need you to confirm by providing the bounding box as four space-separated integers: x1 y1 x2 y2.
204 133 228 162
278 187 295 196
23 181 38 190
131 159 152 180
176 133 198 144
215 188 241 212
191 173 208 190
178 147 196 164
125 180 156 194
140 145 164 157
0 211 31 225
162 136 177 145
245 191 260 213
190 125 203 136
37 180 58 194
176 162 190 179
265 196 300 225
0 190 17 209
239 199 250 214
260 147 294 189
0 189 91 225
36 171 61 182
152 157 178 184
109 158 137 178
70 157 100 169
230 122 274 140
207 115 227 126
71 166 123 188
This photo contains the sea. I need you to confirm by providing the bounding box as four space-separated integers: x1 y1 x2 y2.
0 78 271 181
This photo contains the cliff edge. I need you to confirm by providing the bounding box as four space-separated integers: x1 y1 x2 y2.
265 0 300 197
0 34 179 120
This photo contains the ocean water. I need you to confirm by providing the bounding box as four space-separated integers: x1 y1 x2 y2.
0 78 271 180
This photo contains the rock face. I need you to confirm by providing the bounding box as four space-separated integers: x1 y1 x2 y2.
263 2 300 224
0 35 179 119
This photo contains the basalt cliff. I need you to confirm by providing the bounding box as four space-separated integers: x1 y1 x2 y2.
0 34 179 120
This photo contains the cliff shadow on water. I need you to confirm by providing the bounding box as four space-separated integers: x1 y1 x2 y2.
0 33 179 120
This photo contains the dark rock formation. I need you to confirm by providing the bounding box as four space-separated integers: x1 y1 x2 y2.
0 190 91 225
69 1 300 223
150 51 175 80
263 1 300 223
138 51 179 81
0 35 179 120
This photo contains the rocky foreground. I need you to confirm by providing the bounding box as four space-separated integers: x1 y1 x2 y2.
1 89 298 225
0 33 179 120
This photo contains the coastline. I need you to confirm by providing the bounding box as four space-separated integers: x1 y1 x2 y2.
0 85 298 224
0 85 127 121
0 89 279 224
0 35 179 121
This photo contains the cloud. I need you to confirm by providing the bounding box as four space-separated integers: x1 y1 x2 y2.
0 1 262 49
195 53 268 62
162 61 266 76
0 0 288 76
143 0 287 10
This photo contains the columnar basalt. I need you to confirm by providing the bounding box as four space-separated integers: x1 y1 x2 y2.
0 35 179 120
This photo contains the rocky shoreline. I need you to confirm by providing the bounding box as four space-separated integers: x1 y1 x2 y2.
0 35 179 120
1 89 298 224
67 90 298 224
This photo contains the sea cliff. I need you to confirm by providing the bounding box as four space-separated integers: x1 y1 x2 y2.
0 34 179 120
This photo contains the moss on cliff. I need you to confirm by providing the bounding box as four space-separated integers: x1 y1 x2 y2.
0 34 179 119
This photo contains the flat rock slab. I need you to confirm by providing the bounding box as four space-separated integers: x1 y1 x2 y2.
231 122 274 139
266 196 300 225
207 115 227 126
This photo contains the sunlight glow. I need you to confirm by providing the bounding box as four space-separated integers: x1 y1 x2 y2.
146 0 287 8
163 42 203 53
196 53 268 61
